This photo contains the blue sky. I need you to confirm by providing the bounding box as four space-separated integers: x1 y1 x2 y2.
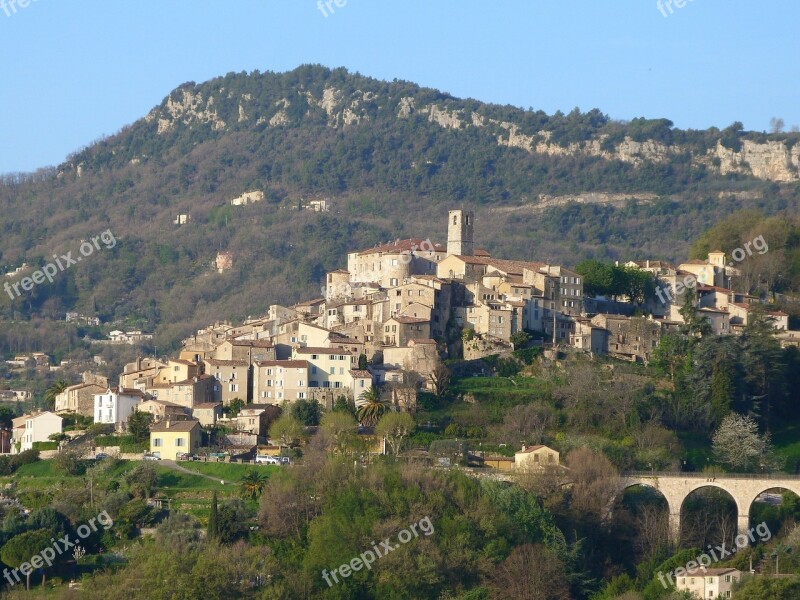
1 0 798 174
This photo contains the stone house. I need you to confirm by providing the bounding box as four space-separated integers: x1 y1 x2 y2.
204 359 250 405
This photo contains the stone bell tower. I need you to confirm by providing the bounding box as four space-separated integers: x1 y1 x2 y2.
447 209 474 257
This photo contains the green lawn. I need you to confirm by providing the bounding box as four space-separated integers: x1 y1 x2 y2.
177 461 280 482
421 375 553 424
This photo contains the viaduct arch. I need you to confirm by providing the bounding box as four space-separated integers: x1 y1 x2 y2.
621 472 800 544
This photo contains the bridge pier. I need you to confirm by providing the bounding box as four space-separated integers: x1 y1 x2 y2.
738 514 751 543
669 512 681 545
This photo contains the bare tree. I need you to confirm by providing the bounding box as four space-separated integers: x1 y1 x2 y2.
493 401 554 445
566 447 621 519
770 117 785 134
488 544 571 600
635 504 670 563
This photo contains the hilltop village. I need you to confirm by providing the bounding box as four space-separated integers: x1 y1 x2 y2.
0 209 777 454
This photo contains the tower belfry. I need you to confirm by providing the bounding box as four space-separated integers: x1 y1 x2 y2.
447 210 474 257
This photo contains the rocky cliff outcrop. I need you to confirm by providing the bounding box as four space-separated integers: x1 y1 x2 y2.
144 81 800 183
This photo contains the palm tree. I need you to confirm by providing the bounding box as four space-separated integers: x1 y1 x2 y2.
240 470 267 501
356 386 389 427
43 380 69 410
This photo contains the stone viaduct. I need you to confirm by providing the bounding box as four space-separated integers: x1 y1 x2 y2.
622 472 800 543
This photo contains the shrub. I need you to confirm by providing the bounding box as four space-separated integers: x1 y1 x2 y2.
32 441 58 451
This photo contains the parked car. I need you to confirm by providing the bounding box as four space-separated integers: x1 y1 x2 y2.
254 455 281 465
278 456 291 465
177 453 198 461
143 453 161 461
94 452 108 460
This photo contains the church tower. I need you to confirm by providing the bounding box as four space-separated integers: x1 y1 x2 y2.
447 210 474 257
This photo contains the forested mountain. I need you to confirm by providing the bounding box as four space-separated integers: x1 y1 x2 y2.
1 64 799 352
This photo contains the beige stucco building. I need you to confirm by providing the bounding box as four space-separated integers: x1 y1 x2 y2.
514 445 560 470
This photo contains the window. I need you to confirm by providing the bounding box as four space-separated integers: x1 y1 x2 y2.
330 367 335 375
391 259 398 266
176 438 185 447
311 354 319 360
311 366 317 374
390 278 398 287
153 438 162 447
229 384 238 392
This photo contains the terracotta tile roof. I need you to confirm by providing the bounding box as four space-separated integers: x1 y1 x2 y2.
229 339 273 348
349 370 372 377
294 347 350 355
454 255 548 276
150 419 201 433
169 358 197 366
293 298 325 306
409 338 437 345
684 567 739 576
680 259 708 265
193 402 222 409
357 239 446 256
697 284 734 293
205 359 249 367
141 399 184 407
255 360 309 369
516 445 548 453
389 316 430 324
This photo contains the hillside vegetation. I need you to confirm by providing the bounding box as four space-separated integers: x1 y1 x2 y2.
1 65 799 355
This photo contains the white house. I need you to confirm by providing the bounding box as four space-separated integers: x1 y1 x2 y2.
675 567 740 599
11 411 63 453
93 387 145 429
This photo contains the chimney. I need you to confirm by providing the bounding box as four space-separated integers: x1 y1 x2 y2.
521 445 526 452
165 420 171 429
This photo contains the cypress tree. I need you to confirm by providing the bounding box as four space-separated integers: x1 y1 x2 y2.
207 491 218 541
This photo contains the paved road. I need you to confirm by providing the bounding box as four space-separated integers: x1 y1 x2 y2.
160 460 228 485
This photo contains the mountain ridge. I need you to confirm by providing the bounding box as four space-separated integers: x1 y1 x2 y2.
0 64 797 355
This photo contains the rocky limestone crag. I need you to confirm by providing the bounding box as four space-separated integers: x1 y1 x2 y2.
144 83 800 183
